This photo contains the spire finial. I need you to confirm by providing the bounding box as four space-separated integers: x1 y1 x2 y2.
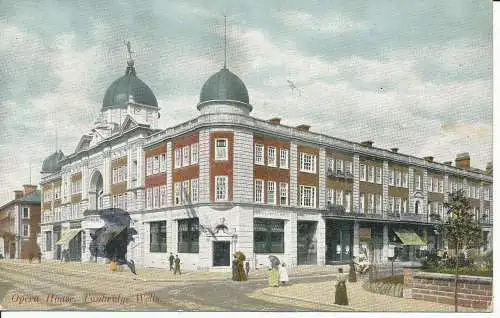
224 15 227 69
125 40 134 61
124 40 136 75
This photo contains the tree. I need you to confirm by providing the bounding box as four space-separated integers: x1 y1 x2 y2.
440 190 482 312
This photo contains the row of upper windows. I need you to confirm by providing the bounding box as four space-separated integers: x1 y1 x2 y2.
112 193 128 210
174 143 199 169
327 189 352 212
359 164 383 184
112 165 128 184
146 153 167 176
254 144 289 169
254 180 289 205
173 178 199 206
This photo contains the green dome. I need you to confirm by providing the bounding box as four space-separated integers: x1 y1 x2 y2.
102 60 158 110
198 68 250 107
41 150 65 173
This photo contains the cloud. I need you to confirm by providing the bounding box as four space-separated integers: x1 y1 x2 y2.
274 10 367 34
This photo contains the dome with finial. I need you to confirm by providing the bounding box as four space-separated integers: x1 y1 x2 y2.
197 67 251 111
102 59 158 110
41 150 65 174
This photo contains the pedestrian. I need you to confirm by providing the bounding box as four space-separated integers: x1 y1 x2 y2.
268 263 279 287
334 268 349 305
110 257 118 272
279 263 289 286
174 255 181 275
169 252 175 271
232 255 239 281
245 260 250 277
237 257 247 281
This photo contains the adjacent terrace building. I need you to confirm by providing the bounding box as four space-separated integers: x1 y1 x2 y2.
39 54 493 271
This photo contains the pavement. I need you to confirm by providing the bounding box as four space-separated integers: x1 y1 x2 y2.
0 260 489 312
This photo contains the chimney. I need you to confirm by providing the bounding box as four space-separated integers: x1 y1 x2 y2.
486 162 493 176
360 141 374 148
296 124 311 132
390 148 399 153
23 185 37 196
455 152 470 169
423 156 434 162
268 117 281 125
14 190 23 199
443 161 452 166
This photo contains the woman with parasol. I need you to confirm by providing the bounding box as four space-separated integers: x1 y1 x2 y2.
268 255 280 287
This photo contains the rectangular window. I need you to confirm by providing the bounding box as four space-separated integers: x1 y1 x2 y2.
360 164 366 181
327 188 335 205
146 157 152 176
191 178 199 203
335 159 344 174
394 197 401 214
254 179 264 203
45 231 52 252
395 171 401 187
376 194 382 213
368 166 375 183
433 178 439 193
182 180 190 203
279 182 288 205
484 187 490 201
359 193 365 213
428 177 433 192
402 172 408 188
345 192 351 212
160 153 167 172
375 167 382 184
280 149 289 169
182 146 190 167
153 156 160 174
22 224 29 237
190 143 199 165
402 199 407 214
174 148 182 169
267 146 277 167
174 182 181 206
112 168 117 184
215 176 228 201
150 221 167 253
253 218 284 254
254 144 264 165
388 196 393 213
153 187 160 208
178 218 199 253
345 161 353 176
215 138 228 161
300 185 316 208
300 153 316 173
267 181 276 204
146 188 152 209
416 175 422 190
367 194 374 213
22 207 29 219
336 189 343 206
160 185 167 207
389 169 394 186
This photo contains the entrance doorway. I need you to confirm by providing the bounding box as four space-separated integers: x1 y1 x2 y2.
68 232 82 261
297 221 317 265
213 241 230 266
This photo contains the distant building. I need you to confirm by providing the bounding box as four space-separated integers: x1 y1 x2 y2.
0 185 41 260
39 52 492 271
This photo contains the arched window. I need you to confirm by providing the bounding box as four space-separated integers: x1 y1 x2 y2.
415 201 420 214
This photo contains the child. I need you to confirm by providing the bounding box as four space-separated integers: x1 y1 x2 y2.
279 263 289 286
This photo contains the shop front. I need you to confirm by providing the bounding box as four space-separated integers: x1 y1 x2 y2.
388 227 426 262
325 219 353 264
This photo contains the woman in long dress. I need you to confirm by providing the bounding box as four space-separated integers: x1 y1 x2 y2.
335 268 349 305
279 263 289 286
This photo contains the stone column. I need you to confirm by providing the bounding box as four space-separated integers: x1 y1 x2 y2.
289 143 298 207
285 214 297 267
352 154 360 213
423 170 428 214
233 130 254 203
353 221 360 258
408 167 415 213
317 217 326 265
382 224 389 261
318 148 326 209
166 141 173 206
198 129 210 203
382 160 389 215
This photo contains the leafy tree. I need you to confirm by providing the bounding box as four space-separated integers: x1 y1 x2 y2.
440 190 482 312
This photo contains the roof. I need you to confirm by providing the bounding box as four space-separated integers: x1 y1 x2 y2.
0 190 41 211
102 60 158 110
42 150 65 173
198 68 250 107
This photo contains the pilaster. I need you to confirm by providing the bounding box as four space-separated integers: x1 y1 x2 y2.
317 217 326 265
285 213 297 267
353 154 360 213
318 148 326 209
198 129 210 203
353 221 360 258
289 143 298 207
233 130 254 203
423 170 428 214
382 160 389 214
408 167 415 213
166 141 173 207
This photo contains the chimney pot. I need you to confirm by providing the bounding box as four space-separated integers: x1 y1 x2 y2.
268 117 281 125
14 190 23 199
391 147 399 153
443 161 452 166
296 124 311 132
360 141 374 148
23 185 37 196
423 156 434 162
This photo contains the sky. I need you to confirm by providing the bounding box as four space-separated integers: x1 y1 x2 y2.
0 0 493 205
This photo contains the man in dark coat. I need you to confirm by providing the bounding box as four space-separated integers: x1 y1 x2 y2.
245 260 250 277
169 252 175 271
232 256 239 281
174 255 181 275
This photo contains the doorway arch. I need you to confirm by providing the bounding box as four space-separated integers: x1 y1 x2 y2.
88 170 104 211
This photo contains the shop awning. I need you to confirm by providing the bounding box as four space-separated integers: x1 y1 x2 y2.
55 229 82 248
393 229 426 246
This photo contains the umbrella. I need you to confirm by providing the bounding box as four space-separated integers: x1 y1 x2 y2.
268 255 280 268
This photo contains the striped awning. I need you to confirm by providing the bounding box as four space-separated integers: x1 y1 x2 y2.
393 229 426 246
55 229 82 248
